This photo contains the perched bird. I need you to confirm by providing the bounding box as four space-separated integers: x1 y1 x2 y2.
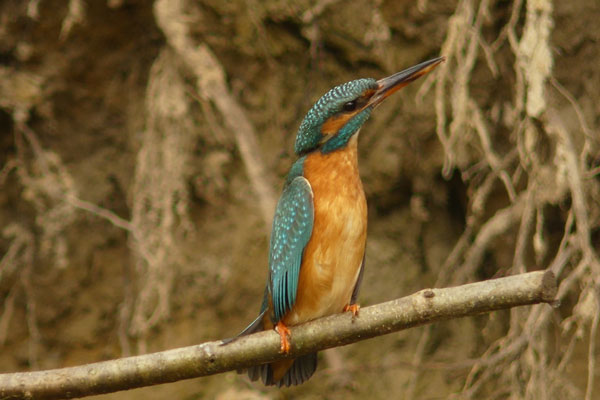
236 56 444 387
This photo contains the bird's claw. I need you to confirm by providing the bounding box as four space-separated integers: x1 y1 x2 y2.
344 303 360 318
275 321 292 354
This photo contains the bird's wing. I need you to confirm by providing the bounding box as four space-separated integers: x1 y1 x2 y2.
268 176 314 322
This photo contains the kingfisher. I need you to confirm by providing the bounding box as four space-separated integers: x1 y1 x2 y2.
235 56 444 387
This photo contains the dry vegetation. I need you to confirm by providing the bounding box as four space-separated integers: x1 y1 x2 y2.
0 0 598 399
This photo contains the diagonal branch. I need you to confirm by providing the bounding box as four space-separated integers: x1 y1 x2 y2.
0 271 556 400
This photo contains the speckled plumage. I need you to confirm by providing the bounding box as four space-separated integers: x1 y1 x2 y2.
239 80 376 388
234 56 445 388
294 78 378 155
268 175 314 321
244 136 367 388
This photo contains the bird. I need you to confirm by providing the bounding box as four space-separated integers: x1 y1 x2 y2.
234 56 444 387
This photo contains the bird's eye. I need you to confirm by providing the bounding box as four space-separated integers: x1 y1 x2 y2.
342 100 357 112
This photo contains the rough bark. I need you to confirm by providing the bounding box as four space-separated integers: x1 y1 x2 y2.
0 271 556 400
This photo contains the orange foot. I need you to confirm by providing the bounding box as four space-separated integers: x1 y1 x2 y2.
344 303 360 318
275 321 292 354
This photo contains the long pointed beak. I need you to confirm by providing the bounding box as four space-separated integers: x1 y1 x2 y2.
367 56 445 108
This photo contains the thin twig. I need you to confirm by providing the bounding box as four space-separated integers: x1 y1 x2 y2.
548 115 600 273
549 77 596 143
0 284 19 346
65 195 135 233
456 197 524 284
584 287 599 400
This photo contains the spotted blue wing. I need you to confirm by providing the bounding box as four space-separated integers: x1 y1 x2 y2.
269 176 314 322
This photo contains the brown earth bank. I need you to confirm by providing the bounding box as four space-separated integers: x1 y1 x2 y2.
0 0 598 399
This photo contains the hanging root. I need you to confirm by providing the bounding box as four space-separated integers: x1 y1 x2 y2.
409 0 600 398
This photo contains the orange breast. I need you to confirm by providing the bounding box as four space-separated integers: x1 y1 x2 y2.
283 135 367 326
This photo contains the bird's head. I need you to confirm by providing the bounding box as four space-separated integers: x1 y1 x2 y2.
294 56 445 155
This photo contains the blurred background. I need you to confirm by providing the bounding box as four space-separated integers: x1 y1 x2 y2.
0 0 599 399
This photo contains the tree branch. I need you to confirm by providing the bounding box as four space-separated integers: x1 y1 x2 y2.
0 271 556 400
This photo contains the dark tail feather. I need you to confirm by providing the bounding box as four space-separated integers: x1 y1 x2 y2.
223 310 269 374
237 309 267 336
221 309 267 345
248 353 318 387
279 353 318 387
227 306 317 386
